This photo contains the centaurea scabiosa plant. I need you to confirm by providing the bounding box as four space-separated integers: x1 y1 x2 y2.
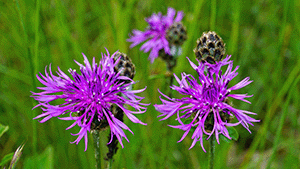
32 50 148 153
128 7 187 64
154 55 259 152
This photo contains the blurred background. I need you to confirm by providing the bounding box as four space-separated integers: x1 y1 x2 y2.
0 0 299 168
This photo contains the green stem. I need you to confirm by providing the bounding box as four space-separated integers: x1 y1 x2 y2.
108 158 113 169
93 130 101 169
33 0 41 155
228 0 240 55
168 75 174 98
208 135 215 169
34 0 40 75
210 0 216 30
166 48 179 98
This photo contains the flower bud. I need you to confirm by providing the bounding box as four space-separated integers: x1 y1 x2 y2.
113 52 136 80
194 31 225 64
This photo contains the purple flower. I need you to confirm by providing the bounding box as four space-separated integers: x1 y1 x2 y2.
32 50 148 151
154 56 259 151
127 7 183 63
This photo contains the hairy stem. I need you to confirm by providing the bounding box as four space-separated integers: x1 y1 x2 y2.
208 135 215 169
93 130 101 169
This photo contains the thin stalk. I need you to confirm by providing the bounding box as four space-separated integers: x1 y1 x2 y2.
33 0 41 154
108 158 113 169
34 0 40 76
228 0 240 55
93 130 101 169
164 60 174 98
15 0 38 154
166 46 180 98
168 75 174 98
210 0 216 31
208 135 215 169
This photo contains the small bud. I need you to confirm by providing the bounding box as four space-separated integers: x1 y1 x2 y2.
194 31 225 64
166 22 187 46
113 52 136 80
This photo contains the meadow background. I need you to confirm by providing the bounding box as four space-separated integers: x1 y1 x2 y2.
0 0 300 168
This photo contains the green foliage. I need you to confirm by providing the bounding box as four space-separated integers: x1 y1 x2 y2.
220 127 239 143
0 124 12 168
0 0 299 168
0 125 24 169
9 144 25 169
0 123 9 138
0 153 14 167
24 146 54 169
0 123 9 137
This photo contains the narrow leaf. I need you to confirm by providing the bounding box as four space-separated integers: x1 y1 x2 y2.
227 126 239 141
0 123 9 138
0 153 14 166
148 74 165 80
9 143 25 169
220 134 232 143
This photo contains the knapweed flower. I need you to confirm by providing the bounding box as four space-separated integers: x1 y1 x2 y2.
128 7 184 63
154 55 259 151
32 50 148 151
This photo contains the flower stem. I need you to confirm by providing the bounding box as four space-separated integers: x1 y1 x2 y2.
168 75 174 98
93 130 101 169
208 135 215 169
167 57 175 98
108 158 113 169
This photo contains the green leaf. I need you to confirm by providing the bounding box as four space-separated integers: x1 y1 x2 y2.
148 74 165 80
227 126 239 141
220 134 232 143
23 146 54 169
219 127 239 143
0 123 9 138
0 153 14 166
183 119 193 125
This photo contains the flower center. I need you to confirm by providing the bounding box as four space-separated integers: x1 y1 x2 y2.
203 85 218 104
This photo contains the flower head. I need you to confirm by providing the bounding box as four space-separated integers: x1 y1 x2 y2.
127 7 184 63
32 50 148 151
154 56 259 151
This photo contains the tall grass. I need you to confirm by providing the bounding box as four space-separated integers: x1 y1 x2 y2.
0 0 299 168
